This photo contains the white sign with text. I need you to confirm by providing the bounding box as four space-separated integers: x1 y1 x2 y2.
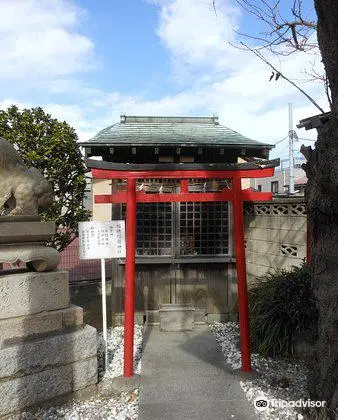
78 220 126 260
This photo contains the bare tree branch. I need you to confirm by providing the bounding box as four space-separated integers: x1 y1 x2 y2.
212 0 217 17
239 42 325 113
234 0 317 54
213 1 329 107
220 1 329 108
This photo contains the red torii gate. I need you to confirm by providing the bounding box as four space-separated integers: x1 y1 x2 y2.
90 165 275 377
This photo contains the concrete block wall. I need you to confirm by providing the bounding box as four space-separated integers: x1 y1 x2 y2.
244 199 307 284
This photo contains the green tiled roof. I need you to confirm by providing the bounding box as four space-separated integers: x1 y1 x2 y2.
81 116 272 148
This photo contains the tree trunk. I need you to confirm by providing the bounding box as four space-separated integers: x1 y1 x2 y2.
304 2 338 418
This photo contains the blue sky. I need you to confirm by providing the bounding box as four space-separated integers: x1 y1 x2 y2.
0 0 325 158
78 0 172 97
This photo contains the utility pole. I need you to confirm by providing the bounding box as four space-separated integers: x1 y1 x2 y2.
288 103 295 194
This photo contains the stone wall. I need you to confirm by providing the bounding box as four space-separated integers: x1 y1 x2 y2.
244 198 307 284
0 270 98 417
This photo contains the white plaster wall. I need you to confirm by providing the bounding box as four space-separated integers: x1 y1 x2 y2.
92 179 112 221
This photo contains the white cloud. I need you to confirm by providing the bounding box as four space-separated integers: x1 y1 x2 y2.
0 0 94 80
0 98 98 142
0 0 326 160
0 99 31 111
38 79 103 97
156 0 238 63
153 0 324 82
137 0 326 155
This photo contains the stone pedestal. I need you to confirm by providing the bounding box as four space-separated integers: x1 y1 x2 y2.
0 270 98 418
0 217 60 271
0 142 98 416
159 304 195 332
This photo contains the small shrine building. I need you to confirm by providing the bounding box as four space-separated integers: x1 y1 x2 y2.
80 115 279 376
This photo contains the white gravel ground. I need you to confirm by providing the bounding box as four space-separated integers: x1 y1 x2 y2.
15 321 315 420
18 325 143 420
210 322 311 420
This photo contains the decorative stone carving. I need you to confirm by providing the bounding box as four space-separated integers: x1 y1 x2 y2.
0 137 53 216
0 244 60 271
0 139 58 272
0 216 59 272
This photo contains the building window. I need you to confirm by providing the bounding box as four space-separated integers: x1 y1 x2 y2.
123 203 173 256
120 178 230 258
271 181 279 193
257 184 262 192
180 202 229 255
136 203 172 256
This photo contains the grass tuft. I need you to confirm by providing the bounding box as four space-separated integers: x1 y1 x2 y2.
249 263 318 358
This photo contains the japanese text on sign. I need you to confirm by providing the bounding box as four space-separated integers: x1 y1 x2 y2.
78 221 126 259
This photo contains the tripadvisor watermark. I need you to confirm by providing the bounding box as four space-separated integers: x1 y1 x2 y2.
254 396 326 412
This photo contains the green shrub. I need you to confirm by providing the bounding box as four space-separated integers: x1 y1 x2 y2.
249 263 318 358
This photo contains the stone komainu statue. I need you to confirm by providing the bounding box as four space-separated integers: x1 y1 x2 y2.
0 137 53 216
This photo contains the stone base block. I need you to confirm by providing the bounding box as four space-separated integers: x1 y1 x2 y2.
99 375 141 395
0 325 97 379
0 220 55 244
0 305 83 346
194 308 206 325
0 270 69 319
146 310 160 326
0 357 97 417
0 325 98 417
146 308 205 326
159 304 195 332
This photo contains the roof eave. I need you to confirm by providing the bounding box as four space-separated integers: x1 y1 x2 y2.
79 141 273 149
85 157 280 171
297 111 331 130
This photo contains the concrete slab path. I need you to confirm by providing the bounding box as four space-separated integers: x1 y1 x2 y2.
138 325 257 420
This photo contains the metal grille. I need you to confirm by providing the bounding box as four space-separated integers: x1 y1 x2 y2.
180 202 229 255
122 203 172 256
120 178 230 258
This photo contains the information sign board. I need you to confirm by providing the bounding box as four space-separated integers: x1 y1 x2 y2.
79 221 126 260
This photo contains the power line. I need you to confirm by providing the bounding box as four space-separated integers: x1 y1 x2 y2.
272 135 288 145
271 133 315 146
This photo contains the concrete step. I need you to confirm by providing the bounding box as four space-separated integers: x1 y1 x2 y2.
146 307 206 327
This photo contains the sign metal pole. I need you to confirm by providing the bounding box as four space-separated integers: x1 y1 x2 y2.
78 220 126 373
101 258 108 369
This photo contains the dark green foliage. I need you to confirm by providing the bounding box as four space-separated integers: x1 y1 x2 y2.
249 263 318 358
0 105 90 252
